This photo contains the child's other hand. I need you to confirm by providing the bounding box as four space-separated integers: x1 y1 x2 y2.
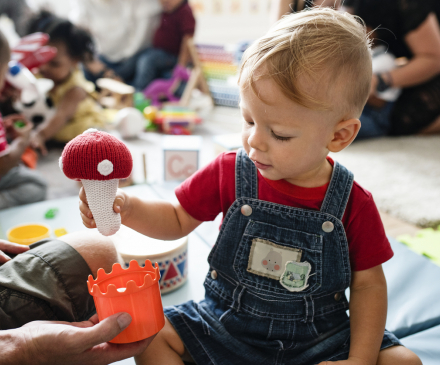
79 187 128 228
4 114 32 140
30 131 48 156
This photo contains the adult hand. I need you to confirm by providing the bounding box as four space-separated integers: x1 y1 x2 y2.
12 313 155 365
79 187 129 229
0 239 29 265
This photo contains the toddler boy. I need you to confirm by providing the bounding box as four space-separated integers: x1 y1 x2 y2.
80 8 421 365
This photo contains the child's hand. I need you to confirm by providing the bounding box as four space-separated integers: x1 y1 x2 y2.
4 114 32 141
30 131 48 156
79 186 129 228
318 358 370 365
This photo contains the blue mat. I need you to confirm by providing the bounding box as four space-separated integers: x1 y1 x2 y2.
384 238 440 339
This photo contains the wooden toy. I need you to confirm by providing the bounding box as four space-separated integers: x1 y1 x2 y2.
111 225 188 294
59 129 133 236
44 208 58 219
96 78 135 109
162 135 202 181
87 260 165 343
7 223 50 245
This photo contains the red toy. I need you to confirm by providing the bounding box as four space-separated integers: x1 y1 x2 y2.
88 260 165 343
60 129 133 236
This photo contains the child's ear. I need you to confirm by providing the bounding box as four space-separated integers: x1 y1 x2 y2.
327 118 361 152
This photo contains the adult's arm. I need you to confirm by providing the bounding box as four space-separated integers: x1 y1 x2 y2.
387 13 440 88
1 313 155 365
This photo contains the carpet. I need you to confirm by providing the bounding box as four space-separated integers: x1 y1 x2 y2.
331 136 440 228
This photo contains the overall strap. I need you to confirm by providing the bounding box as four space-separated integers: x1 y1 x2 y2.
320 161 354 220
235 148 258 199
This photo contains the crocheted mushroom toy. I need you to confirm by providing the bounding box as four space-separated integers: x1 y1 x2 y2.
60 129 133 236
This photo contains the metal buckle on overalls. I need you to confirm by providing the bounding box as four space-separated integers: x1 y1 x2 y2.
303 295 315 323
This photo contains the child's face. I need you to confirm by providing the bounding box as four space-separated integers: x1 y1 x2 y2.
240 75 340 187
160 0 184 13
38 42 77 84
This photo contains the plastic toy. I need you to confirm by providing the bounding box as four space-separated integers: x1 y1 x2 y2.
10 32 57 71
133 92 151 112
7 223 50 245
111 225 188 293
13 120 26 128
154 106 202 135
143 106 158 121
87 260 165 343
54 228 68 237
143 65 190 107
398 226 440 266
45 208 58 219
59 129 133 236
113 107 145 139
5 33 57 126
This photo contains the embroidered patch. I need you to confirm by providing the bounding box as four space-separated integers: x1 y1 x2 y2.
279 261 311 292
247 238 302 280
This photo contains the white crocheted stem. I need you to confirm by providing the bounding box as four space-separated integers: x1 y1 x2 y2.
81 179 121 236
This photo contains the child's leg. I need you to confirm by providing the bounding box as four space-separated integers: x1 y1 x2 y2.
134 48 177 91
377 345 422 365
0 166 47 209
135 317 193 365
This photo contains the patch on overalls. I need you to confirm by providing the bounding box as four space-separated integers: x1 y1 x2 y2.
247 238 302 280
279 261 311 292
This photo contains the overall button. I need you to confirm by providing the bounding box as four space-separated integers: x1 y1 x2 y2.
322 221 334 233
334 292 342 301
211 270 218 280
241 205 252 216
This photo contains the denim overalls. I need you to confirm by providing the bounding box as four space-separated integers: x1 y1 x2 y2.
165 149 400 365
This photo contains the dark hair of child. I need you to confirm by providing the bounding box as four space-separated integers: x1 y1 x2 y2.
26 10 95 63
0 30 11 67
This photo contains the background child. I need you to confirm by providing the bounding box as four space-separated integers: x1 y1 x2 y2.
26 11 104 155
138 0 196 91
0 30 47 209
79 8 421 365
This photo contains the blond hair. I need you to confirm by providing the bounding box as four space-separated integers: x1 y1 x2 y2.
239 7 372 117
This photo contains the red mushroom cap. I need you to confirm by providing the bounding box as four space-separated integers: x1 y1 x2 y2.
60 129 133 181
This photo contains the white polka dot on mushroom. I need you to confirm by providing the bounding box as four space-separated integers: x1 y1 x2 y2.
97 159 114 176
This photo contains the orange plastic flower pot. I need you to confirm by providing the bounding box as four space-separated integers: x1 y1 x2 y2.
87 260 165 343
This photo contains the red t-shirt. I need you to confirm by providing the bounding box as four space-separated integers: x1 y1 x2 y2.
176 152 393 271
153 2 196 56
